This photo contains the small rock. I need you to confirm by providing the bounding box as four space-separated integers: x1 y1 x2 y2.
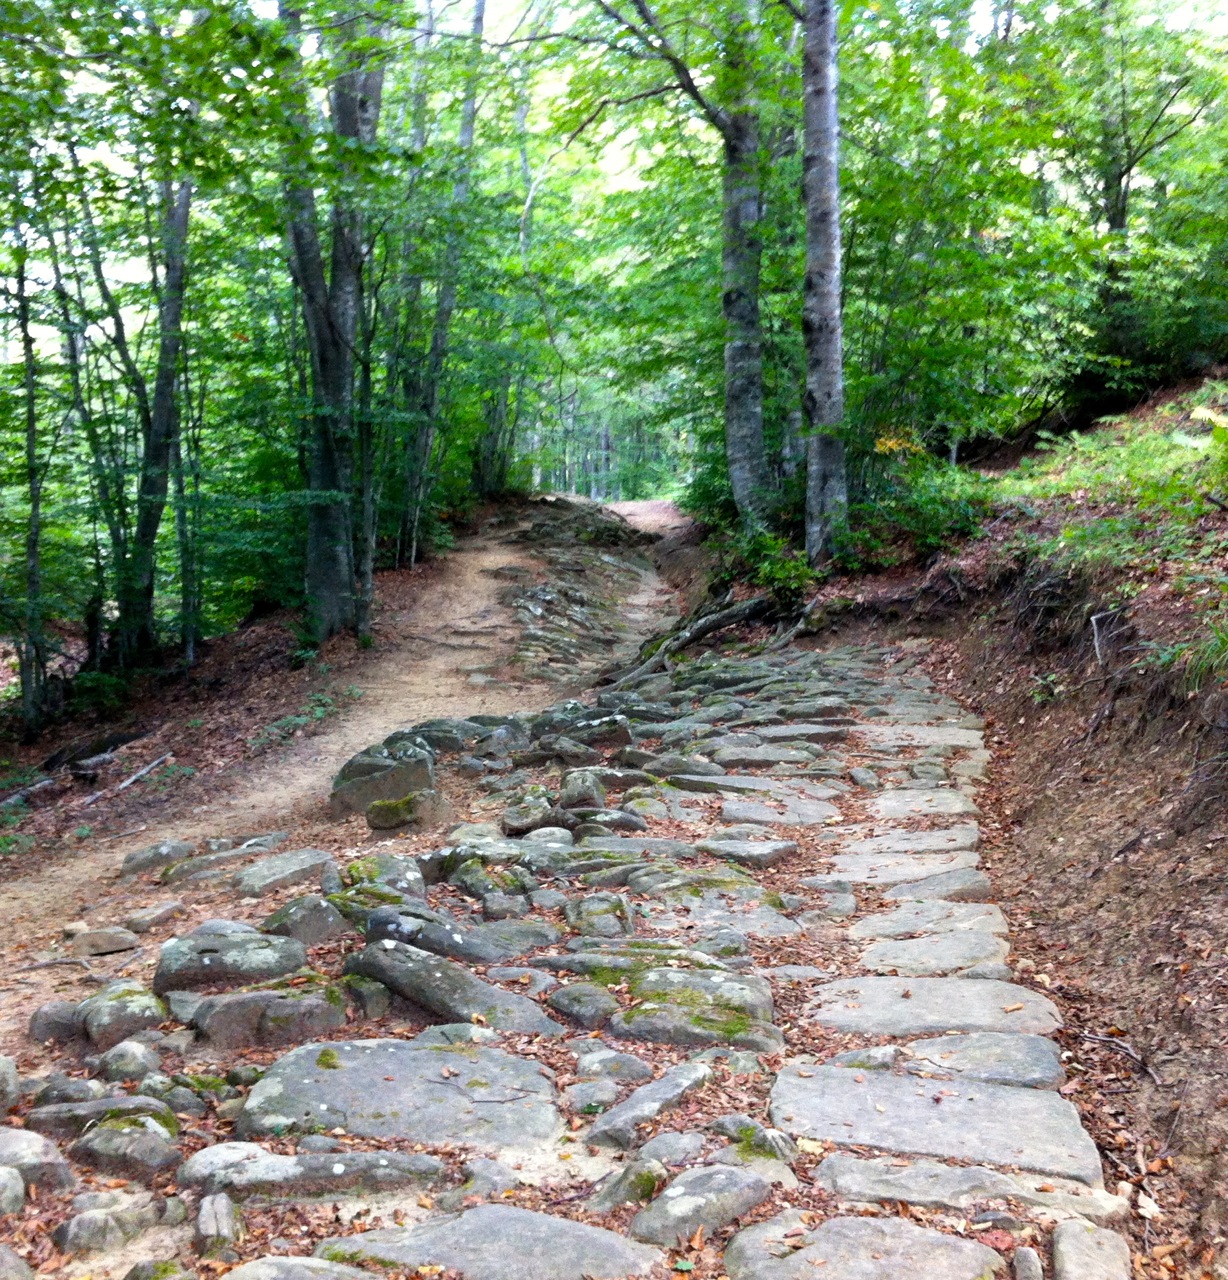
344 974 392 1019
639 1131 706 1166
587 1157 668 1212
0 1247 32 1280
482 891 529 920
529 888 569 910
79 981 169 1050
125 902 186 933
195 1192 242 1258
547 983 619 1029
120 839 195 877
565 892 634 937
233 848 337 897
589 1061 711 1150
70 1116 181 1181
0 1059 16 1113
32 1074 105 1106
559 771 607 810
152 934 308 994
1014 1246 1044 1280
261 895 349 946
575 1048 653 1082
0 1167 24 1214
1052 1221 1131 1280
366 789 455 831
563 1079 620 1112
98 1039 162 1082
629 1164 770 1245
312 1203 662 1279
0 1128 76 1189
28 1001 83 1045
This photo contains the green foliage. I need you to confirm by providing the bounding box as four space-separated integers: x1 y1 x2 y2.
1184 619 1228 691
739 532 818 608
249 687 362 754
833 459 992 572
69 673 132 720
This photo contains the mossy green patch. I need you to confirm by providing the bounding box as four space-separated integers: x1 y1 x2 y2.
316 1048 342 1070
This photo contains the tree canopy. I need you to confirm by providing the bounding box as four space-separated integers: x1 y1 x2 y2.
1 0 1224 731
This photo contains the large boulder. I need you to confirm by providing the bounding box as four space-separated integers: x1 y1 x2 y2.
78 982 167 1051
236 1040 563 1149
329 750 435 817
152 933 308 994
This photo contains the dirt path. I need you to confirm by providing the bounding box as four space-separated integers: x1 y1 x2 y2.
0 507 675 1048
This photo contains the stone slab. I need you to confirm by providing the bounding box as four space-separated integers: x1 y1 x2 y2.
725 1210 1005 1279
770 1064 1102 1185
870 789 980 819
803 976 1060 1036
815 1153 1126 1224
232 848 336 897
695 839 797 868
861 931 1009 976
235 1039 562 1149
722 797 839 827
850 901 1006 940
816 850 980 886
651 890 801 939
670 775 837 800
883 869 993 902
853 724 985 749
904 1032 1065 1089
315 1205 662 1279
841 825 980 856
1052 1220 1131 1279
755 723 849 744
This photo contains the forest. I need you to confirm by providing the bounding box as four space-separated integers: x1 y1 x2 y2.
2 0 1225 735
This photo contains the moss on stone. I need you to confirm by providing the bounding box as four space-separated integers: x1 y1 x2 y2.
316 1048 342 1070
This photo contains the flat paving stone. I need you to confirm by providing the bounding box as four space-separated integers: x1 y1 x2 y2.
235 1039 563 1150
712 746 814 767
722 797 839 827
861 931 1009 976
695 839 797 868
817 850 980 886
755 723 849 744
883 868 993 902
905 1032 1065 1089
841 825 980 856
232 848 336 897
671 775 838 800
870 789 980 819
725 1210 1006 1279
651 890 801 939
815 1152 1127 1224
853 724 985 749
1052 1220 1131 1279
770 1063 1102 1185
315 1204 663 1279
802 976 1060 1036
850 901 1006 940
628 1164 770 1244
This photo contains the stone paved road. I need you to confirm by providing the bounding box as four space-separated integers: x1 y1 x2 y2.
14 633 1134 1280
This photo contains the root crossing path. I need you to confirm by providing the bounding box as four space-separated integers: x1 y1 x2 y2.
1 509 1132 1279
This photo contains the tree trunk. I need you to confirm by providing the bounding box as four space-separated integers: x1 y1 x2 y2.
406 0 485 566
801 0 848 564
281 1 386 641
15 234 45 738
721 110 771 525
115 177 193 663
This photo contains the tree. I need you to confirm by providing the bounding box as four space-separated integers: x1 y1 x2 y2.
279 1 389 643
800 0 846 562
